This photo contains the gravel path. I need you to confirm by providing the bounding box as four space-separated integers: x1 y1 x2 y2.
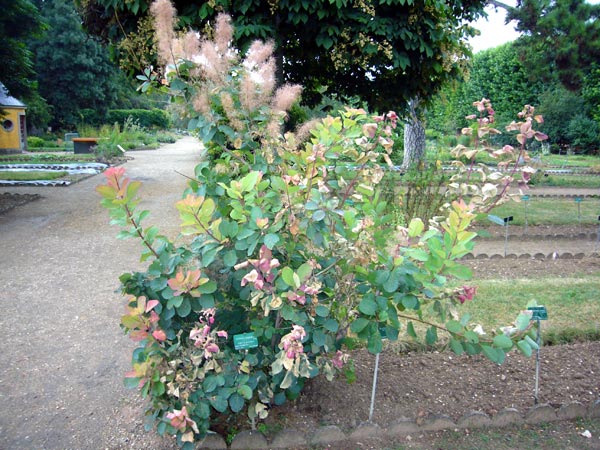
0 137 202 449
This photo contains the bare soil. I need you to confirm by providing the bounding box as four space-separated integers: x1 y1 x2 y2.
0 141 599 449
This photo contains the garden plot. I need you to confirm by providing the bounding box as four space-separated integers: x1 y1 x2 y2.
0 162 108 186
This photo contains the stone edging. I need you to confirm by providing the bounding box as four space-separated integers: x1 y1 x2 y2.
197 399 600 449
477 233 599 241
461 252 599 260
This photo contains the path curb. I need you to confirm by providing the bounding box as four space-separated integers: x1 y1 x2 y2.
462 252 600 260
217 399 600 449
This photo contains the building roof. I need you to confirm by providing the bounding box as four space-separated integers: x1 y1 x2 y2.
0 84 26 108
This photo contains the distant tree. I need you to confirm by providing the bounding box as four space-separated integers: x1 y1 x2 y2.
30 0 118 129
493 0 600 92
0 0 45 99
427 42 544 141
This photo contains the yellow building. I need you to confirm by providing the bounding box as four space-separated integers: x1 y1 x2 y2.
0 85 27 153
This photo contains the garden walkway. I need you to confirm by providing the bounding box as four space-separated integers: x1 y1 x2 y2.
0 137 202 449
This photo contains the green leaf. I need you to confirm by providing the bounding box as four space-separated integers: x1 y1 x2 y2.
408 218 424 237
312 210 326 221
464 330 480 343
407 321 417 338
238 385 253 400
493 334 514 350
151 381 165 396
482 345 505 364
383 270 400 293
367 332 383 354
446 320 463 334
444 263 473 280
350 317 370 333
209 395 228 413
516 312 531 331
281 267 296 287
525 335 539 350
425 326 438 345
229 393 245 413
401 295 418 310
203 376 218 393
324 319 339 332
517 340 532 357
263 233 280 249
358 297 377 316
449 338 464 355
124 377 141 389
198 280 217 294
223 250 237 267
176 300 191 317
313 329 326 347
315 305 329 317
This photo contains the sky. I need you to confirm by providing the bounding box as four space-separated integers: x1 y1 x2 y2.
469 0 600 53
468 3 520 53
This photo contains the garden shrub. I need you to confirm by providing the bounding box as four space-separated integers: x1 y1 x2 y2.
99 4 544 447
27 136 45 148
107 108 171 129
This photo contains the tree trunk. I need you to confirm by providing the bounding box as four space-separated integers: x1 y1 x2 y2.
402 98 426 168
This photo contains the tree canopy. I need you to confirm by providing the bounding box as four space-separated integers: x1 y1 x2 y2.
31 0 119 129
0 0 45 99
495 0 600 92
79 0 488 112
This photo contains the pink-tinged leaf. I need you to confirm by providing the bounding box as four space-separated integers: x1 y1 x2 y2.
124 370 138 378
534 115 544 124
516 134 526 145
145 299 159 312
520 121 532 134
149 311 160 323
465 114 477 120
152 329 167 341
217 330 228 339
534 131 548 141
129 330 149 341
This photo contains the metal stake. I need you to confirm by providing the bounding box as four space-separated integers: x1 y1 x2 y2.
524 199 529 234
369 353 380 422
504 221 509 257
534 318 541 405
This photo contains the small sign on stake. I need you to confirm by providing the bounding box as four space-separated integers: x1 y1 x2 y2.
528 305 548 405
522 196 530 233
233 332 258 350
528 306 548 321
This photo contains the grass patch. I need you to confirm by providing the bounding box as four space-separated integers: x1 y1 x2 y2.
413 418 600 450
456 276 600 339
0 170 68 181
489 197 600 225
540 153 600 168
533 174 600 188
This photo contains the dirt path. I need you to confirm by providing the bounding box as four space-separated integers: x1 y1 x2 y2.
0 137 202 449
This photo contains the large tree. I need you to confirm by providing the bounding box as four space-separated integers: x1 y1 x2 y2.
0 0 45 99
79 0 486 113
493 0 600 92
31 0 118 129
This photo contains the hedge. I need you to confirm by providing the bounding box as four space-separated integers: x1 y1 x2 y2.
106 109 171 129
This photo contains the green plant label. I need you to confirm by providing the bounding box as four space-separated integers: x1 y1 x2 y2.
233 332 258 350
521 195 530 201
527 306 548 320
574 197 583 203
